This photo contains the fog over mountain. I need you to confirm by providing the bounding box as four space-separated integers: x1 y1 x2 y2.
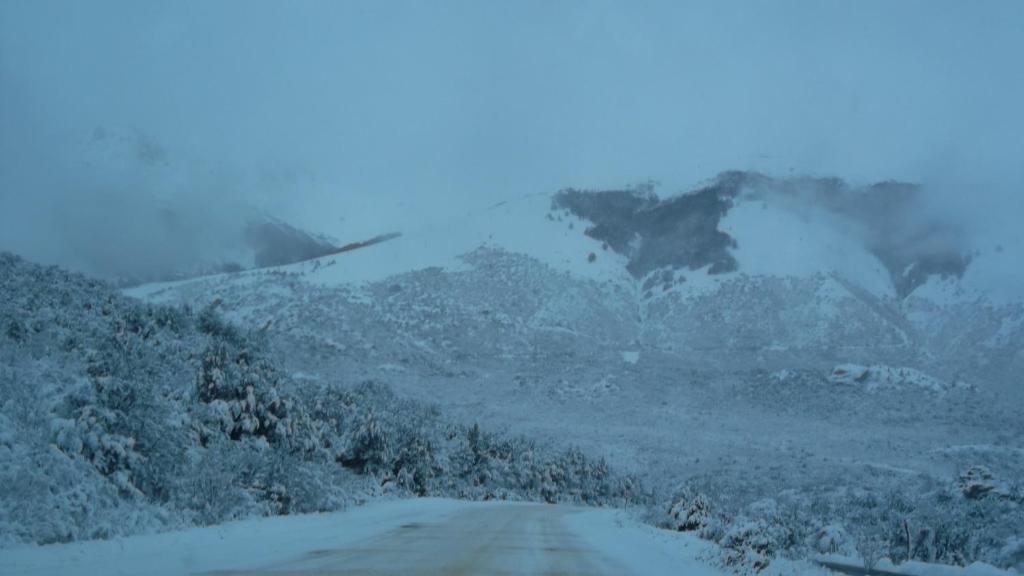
2 0 1023 296
3 3 1024 575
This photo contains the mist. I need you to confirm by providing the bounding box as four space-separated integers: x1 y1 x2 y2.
2 0 1023 282
6 3 1024 571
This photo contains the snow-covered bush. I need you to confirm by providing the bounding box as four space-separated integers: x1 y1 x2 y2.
719 517 784 572
447 422 634 505
998 538 1024 572
668 488 712 532
166 435 359 523
194 341 293 443
339 408 393 474
171 437 279 524
0 253 663 547
0 435 165 545
958 465 1001 500
656 470 1024 572
814 523 853 555
53 410 142 495
302 381 443 495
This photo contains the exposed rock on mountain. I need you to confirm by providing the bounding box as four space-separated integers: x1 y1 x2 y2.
553 172 971 298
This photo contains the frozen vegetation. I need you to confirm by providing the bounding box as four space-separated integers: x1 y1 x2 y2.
0 253 639 548
2 177 1023 574
3 1 1023 573
112 176 1024 573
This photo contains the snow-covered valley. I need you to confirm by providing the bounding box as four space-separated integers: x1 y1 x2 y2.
3 174 1023 574
114 175 1024 571
4 0 1024 572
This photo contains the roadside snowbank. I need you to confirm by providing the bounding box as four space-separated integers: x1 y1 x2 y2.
1 498 473 576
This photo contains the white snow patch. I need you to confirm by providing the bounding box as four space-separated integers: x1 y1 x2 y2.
816 554 1013 576
290 192 634 287
563 507 726 576
0 498 473 576
911 274 981 306
670 263 732 300
828 364 966 393
956 243 1024 305
719 197 894 297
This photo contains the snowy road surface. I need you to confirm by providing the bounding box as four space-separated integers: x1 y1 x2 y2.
203 503 682 575
1 499 725 576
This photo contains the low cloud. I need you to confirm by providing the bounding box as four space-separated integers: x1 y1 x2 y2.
1 1 1021 290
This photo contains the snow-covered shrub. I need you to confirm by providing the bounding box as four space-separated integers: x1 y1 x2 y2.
304 381 443 495
196 301 241 344
661 468 1024 572
165 435 356 524
958 465 1000 500
53 410 142 495
339 408 392 475
668 488 712 532
192 320 317 452
0 253 643 547
447 423 635 505
389 433 440 496
902 492 1014 567
300 379 639 505
719 518 784 572
263 452 366 515
997 537 1024 572
807 484 1018 568
170 438 267 525
814 523 853 555
50 370 164 494
196 342 283 441
0 441 164 545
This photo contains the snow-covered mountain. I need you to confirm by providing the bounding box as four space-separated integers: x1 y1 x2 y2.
4 172 1024 570
112 173 1024 570
124 172 1024 488
129 171 1023 388
173 171 1005 300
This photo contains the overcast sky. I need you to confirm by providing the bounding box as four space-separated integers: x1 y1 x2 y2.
1 0 1022 278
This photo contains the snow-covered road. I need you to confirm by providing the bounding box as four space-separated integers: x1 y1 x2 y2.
204 503 681 575
1 499 725 576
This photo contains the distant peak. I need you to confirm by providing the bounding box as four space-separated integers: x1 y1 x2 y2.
553 171 972 298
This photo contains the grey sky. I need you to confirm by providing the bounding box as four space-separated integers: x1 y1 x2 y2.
1 0 1022 277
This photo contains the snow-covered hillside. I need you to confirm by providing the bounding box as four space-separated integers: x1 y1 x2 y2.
718 198 893 295
0 253 638 548
129 173 1024 392
6 172 1024 573
129 171 1003 304
118 174 1024 571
